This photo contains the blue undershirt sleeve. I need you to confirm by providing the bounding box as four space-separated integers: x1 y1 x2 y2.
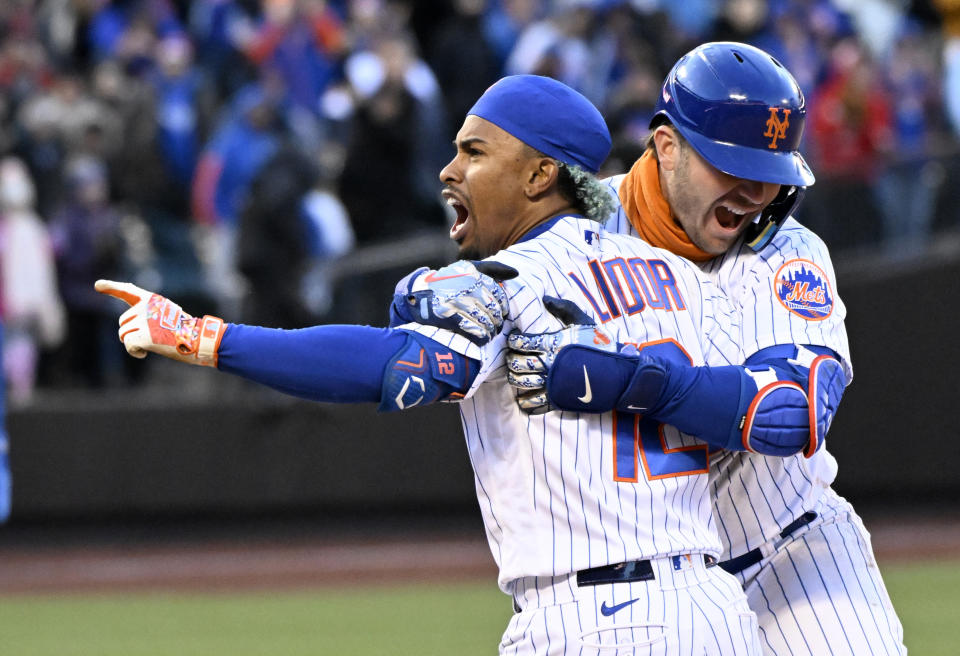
642 344 841 452
217 324 480 409
218 324 405 403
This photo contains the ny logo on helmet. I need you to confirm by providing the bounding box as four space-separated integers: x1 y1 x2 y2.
764 107 791 149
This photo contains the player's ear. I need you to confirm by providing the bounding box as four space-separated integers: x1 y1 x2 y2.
653 126 681 172
524 157 560 198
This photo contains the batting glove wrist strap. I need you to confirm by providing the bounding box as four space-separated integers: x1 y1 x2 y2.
614 354 672 415
378 332 478 412
543 345 640 413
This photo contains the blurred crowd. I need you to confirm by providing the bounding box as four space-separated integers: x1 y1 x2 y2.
0 0 957 402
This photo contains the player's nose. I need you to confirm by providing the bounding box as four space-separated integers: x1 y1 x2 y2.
439 155 462 184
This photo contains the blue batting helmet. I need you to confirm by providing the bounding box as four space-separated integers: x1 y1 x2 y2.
652 42 815 251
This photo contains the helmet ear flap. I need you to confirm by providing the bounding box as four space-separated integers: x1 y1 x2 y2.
744 185 804 252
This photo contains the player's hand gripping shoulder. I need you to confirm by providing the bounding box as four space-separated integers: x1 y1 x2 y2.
389 260 518 345
95 280 226 366
507 297 636 414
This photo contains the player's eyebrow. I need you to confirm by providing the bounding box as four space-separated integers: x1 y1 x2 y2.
454 137 487 151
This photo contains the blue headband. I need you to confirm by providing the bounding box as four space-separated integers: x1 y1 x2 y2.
468 75 611 174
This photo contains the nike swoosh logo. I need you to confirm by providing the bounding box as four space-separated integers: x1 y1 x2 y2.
600 597 639 616
625 404 647 412
423 271 470 283
577 366 592 403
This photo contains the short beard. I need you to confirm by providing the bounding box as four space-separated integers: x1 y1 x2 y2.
669 144 694 225
667 146 718 252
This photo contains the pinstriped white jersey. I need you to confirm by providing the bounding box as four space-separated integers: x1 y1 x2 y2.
604 174 853 559
404 215 743 591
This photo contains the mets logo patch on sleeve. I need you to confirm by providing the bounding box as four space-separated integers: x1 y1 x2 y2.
774 259 834 321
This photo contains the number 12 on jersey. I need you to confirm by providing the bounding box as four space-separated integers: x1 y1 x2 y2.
611 339 709 482
612 413 708 481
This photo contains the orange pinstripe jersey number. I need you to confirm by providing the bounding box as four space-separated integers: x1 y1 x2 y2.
611 339 709 481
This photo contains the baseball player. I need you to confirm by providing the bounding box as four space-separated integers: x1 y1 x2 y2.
401 45 907 655
97 76 761 655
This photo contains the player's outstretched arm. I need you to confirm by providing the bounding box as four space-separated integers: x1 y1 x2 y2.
95 280 479 410
506 303 847 457
389 260 518 345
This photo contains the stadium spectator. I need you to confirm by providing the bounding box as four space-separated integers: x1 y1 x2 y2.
806 38 894 251
187 0 260 98
0 156 65 405
481 0 543 67
150 33 213 194
338 31 447 245
191 75 286 314
48 155 125 387
236 141 327 328
15 71 121 214
86 0 183 65
504 1 598 100
427 0 500 128
875 24 947 255
241 0 345 115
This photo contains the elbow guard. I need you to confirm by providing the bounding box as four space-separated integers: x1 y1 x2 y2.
378 332 478 412
806 354 846 456
739 369 811 457
740 345 847 457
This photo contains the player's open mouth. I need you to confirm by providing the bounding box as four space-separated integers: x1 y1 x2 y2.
714 202 756 232
444 190 470 242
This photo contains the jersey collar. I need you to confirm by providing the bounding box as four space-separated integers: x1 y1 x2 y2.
515 214 583 244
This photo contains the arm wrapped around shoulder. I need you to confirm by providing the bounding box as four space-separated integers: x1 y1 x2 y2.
528 339 847 457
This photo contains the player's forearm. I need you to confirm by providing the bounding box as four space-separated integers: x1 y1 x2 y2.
639 362 764 451
218 324 405 403
547 343 843 456
629 345 845 456
217 324 480 410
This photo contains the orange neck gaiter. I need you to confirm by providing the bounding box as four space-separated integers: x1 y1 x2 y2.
618 151 713 262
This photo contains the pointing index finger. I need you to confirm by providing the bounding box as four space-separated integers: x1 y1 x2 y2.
94 279 143 307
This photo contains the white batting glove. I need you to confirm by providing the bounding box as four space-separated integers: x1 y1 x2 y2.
506 297 618 414
95 280 227 367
